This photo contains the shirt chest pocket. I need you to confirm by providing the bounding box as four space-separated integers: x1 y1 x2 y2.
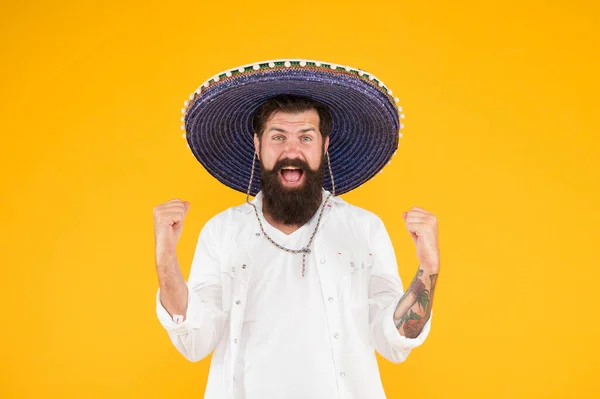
220 258 252 312
336 249 373 309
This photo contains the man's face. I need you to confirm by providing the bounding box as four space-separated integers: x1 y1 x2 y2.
254 109 330 188
253 109 330 226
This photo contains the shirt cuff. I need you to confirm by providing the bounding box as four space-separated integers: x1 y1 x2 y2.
156 283 203 333
382 299 433 351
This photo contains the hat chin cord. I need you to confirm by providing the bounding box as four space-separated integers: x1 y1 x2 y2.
243 151 336 278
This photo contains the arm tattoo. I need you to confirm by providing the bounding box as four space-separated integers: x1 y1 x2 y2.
393 268 438 338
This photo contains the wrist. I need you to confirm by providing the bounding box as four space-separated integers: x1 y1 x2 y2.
419 263 439 274
156 250 177 267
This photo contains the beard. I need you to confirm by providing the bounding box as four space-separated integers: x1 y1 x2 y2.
260 156 325 226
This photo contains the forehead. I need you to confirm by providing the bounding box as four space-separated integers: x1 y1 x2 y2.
265 109 320 127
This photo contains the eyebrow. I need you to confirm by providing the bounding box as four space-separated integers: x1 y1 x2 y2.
268 127 317 134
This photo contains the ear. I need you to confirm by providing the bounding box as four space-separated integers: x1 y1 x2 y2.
324 135 330 154
253 133 260 160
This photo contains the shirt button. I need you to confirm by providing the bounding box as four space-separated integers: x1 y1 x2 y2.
236 300 241 305
340 372 346 377
231 267 235 272
233 339 238 343
320 259 326 264
333 333 339 339
328 297 334 302
242 264 247 269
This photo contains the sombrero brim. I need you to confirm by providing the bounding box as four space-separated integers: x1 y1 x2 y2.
182 60 403 196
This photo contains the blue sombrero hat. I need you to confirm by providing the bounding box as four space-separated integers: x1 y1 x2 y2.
180 59 405 196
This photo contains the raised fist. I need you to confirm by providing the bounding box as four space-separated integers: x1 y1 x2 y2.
153 199 191 258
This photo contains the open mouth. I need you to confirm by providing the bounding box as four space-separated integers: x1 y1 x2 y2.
279 167 305 185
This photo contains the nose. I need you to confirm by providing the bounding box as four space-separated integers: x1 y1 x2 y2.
283 139 301 158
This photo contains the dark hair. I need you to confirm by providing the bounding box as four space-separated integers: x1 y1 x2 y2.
252 94 332 139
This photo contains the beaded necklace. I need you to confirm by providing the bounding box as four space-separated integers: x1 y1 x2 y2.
245 152 336 277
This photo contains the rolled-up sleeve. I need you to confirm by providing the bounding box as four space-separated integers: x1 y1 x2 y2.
367 215 432 364
155 213 228 362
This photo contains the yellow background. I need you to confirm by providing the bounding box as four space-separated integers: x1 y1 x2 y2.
1 0 599 397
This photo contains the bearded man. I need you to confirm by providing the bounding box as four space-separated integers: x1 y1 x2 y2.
153 60 440 399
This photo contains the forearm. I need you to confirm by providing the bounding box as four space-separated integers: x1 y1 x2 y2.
156 251 189 318
155 251 228 363
393 265 439 338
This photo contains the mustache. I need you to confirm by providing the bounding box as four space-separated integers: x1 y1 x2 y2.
270 158 312 172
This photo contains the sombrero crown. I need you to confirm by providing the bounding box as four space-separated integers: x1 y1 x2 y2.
180 59 405 196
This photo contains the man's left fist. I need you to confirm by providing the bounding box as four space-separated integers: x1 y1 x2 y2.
402 207 440 272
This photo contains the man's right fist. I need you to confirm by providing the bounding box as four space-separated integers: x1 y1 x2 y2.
153 199 191 257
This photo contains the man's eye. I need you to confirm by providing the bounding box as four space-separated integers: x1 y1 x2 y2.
301 136 312 141
273 135 284 140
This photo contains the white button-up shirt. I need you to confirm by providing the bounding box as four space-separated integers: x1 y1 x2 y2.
156 190 432 399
